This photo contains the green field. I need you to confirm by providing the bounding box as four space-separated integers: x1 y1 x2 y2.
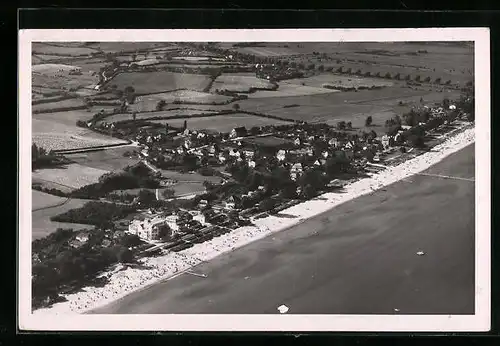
148 113 292 133
64 147 141 172
108 71 213 95
32 43 99 56
99 109 221 124
32 197 91 240
32 98 87 113
32 163 109 190
129 90 233 112
210 73 276 93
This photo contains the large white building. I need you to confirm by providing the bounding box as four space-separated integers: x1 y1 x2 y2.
129 214 179 241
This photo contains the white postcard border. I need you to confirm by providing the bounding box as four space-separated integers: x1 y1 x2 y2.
18 28 490 332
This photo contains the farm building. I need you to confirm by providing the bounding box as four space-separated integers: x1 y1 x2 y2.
128 213 179 241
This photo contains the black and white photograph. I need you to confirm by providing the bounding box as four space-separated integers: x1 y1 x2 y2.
18 29 490 332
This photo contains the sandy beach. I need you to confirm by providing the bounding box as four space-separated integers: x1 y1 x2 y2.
32 125 475 315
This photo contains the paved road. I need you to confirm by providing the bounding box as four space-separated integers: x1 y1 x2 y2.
92 144 475 315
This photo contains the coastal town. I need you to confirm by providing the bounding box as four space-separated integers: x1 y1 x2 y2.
29 40 476 314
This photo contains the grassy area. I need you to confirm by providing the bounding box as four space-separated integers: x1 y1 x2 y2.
32 117 127 151
210 73 276 93
108 71 213 95
32 198 90 240
248 83 340 99
147 113 292 132
32 43 99 56
284 74 394 89
32 98 87 113
64 147 141 172
99 109 221 124
129 90 233 112
32 189 68 210
32 163 109 190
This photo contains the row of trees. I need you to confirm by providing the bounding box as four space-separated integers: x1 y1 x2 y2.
32 227 138 309
50 201 136 228
32 144 66 170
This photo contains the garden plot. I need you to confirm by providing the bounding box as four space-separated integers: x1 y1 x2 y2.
100 109 220 124
32 118 127 151
108 71 213 95
284 74 394 89
148 113 292 133
210 73 276 93
32 163 109 190
32 43 99 56
129 90 233 112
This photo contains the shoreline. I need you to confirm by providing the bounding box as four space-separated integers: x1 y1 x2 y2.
32 125 475 315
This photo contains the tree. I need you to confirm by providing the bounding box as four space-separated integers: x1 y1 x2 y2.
116 246 134 263
138 189 157 205
415 75 421 82
336 121 347 130
258 198 276 212
156 100 166 111
183 120 188 131
346 121 352 130
403 111 417 127
120 234 142 248
123 86 136 104
365 116 373 127
384 72 392 79
434 77 442 84
424 76 431 83
442 98 450 109
249 126 261 136
158 224 174 241
161 188 175 199
405 74 411 81
232 103 240 111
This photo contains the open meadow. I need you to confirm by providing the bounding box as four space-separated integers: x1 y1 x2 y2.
32 197 91 240
246 82 339 99
32 72 98 91
32 163 109 190
147 113 293 132
32 98 87 113
108 71 213 95
129 90 233 112
32 189 68 211
210 73 276 93
98 109 221 124
284 73 395 89
32 43 100 56
32 117 127 151
64 147 141 172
